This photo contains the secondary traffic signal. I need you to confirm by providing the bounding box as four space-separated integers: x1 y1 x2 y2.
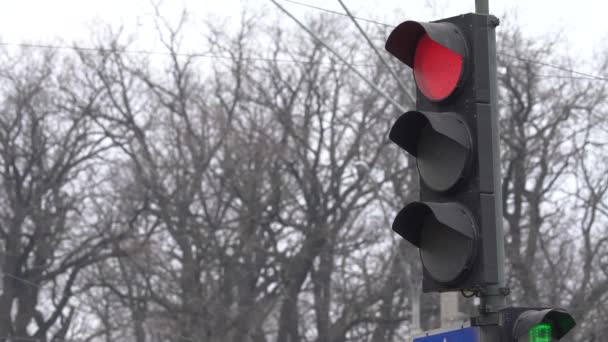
385 13 504 292
499 307 576 341
410 309 575 342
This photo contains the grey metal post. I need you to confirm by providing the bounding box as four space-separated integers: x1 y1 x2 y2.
476 0 489 14
475 6 509 325
411 285 421 334
441 292 463 327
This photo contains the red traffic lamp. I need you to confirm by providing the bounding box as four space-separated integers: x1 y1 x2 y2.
414 33 464 101
386 20 468 102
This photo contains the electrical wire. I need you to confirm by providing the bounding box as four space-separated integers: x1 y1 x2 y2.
2 36 606 82
270 0 408 112
281 0 608 82
0 42 368 65
284 0 394 27
499 52 608 81
336 0 414 104
0 271 73 342
0 3 604 83
0 270 41 288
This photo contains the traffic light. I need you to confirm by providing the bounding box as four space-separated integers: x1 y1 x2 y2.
499 307 576 341
385 13 503 292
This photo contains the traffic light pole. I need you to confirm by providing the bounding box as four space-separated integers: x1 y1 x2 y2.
443 5 508 321
471 6 510 336
475 0 489 14
475 8 508 323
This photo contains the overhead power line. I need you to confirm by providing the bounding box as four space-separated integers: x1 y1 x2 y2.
284 0 393 27
269 0 408 112
499 52 608 82
0 270 41 288
0 41 377 67
337 0 413 105
1 40 601 82
282 0 608 82
0 4 606 82
7 39 592 82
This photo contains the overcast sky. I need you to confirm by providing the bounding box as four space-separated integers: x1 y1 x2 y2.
0 0 605 72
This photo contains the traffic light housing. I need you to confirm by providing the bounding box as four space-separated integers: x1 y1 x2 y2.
384 12 577 342
385 13 503 292
499 307 576 341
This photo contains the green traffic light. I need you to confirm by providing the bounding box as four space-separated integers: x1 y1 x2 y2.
529 323 552 342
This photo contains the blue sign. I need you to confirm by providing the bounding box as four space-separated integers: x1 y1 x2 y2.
414 326 480 342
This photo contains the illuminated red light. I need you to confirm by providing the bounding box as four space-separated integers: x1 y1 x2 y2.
413 34 464 101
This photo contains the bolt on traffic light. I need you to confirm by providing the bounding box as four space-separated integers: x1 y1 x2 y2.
385 13 504 292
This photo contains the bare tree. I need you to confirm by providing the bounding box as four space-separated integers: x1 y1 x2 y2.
5 6 608 342
497 24 608 341
73 10 420 342
240 16 418 342
0 46 123 341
